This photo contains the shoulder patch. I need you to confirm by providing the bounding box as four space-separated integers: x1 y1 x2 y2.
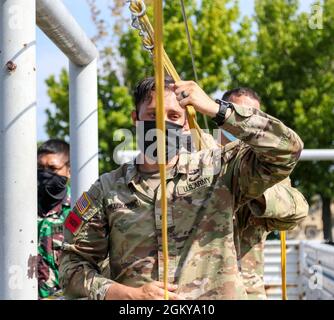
64 211 83 235
75 192 91 215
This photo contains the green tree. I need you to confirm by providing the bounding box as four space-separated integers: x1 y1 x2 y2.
229 0 334 242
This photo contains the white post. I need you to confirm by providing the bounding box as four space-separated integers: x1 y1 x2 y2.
69 59 99 206
0 0 37 299
301 150 334 161
36 0 98 66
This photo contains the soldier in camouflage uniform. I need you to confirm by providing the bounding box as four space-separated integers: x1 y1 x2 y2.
59 77 304 300
234 177 308 299
220 88 308 299
187 135 308 299
37 140 71 299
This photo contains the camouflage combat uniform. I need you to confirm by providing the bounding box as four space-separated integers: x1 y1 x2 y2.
202 134 308 299
234 178 308 299
38 186 71 299
59 104 303 300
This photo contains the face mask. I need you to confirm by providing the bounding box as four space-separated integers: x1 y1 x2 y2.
38 169 68 216
137 120 183 162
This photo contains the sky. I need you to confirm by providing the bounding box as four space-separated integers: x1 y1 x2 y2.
36 0 315 141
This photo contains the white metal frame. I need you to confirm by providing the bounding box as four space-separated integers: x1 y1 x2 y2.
0 0 37 300
0 0 98 299
36 0 99 207
117 149 334 163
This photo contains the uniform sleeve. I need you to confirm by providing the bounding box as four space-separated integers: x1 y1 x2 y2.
59 180 114 300
247 178 309 231
202 132 220 149
222 103 304 209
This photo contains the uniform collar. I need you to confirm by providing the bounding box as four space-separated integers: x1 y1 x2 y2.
123 141 244 185
125 160 139 186
124 153 190 186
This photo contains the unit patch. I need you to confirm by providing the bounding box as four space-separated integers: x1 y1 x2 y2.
64 211 83 234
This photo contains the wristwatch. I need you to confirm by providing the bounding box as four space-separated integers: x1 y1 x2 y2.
211 99 234 126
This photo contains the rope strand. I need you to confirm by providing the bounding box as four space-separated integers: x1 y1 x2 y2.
281 231 287 300
180 0 209 130
153 0 169 300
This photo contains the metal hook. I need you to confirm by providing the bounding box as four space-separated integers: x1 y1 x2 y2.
131 17 141 30
129 0 146 18
143 41 154 51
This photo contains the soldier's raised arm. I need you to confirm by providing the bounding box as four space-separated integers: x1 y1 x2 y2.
172 81 303 208
221 103 303 208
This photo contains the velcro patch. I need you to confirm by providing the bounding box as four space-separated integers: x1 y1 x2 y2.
177 176 213 196
107 199 141 213
64 211 83 234
75 192 91 215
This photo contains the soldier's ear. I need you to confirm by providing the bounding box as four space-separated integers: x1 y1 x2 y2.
131 111 138 124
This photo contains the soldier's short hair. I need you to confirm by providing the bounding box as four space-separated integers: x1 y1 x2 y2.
223 87 261 104
38 139 70 165
134 76 175 115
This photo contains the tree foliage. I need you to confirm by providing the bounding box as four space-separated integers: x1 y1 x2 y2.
228 0 334 241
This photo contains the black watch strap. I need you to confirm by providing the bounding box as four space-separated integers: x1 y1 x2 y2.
212 99 233 126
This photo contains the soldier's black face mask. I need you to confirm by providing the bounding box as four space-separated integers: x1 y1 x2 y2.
137 120 183 162
38 169 68 216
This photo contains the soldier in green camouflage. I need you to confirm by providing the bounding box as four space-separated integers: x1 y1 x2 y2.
37 140 71 299
59 77 304 300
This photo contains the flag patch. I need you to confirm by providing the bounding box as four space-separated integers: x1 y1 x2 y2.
75 192 91 215
65 211 82 234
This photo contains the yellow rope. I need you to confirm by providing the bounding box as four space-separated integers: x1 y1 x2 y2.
280 231 287 300
153 0 169 300
129 0 204 151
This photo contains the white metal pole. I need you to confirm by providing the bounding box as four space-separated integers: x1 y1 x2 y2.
300 149 334 161
0 0 37 299
69 59 99 206
36 0 98 66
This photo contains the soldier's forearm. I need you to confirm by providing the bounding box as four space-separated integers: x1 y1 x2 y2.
222 104 303 203
222 104 303 174
59 252 114 300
